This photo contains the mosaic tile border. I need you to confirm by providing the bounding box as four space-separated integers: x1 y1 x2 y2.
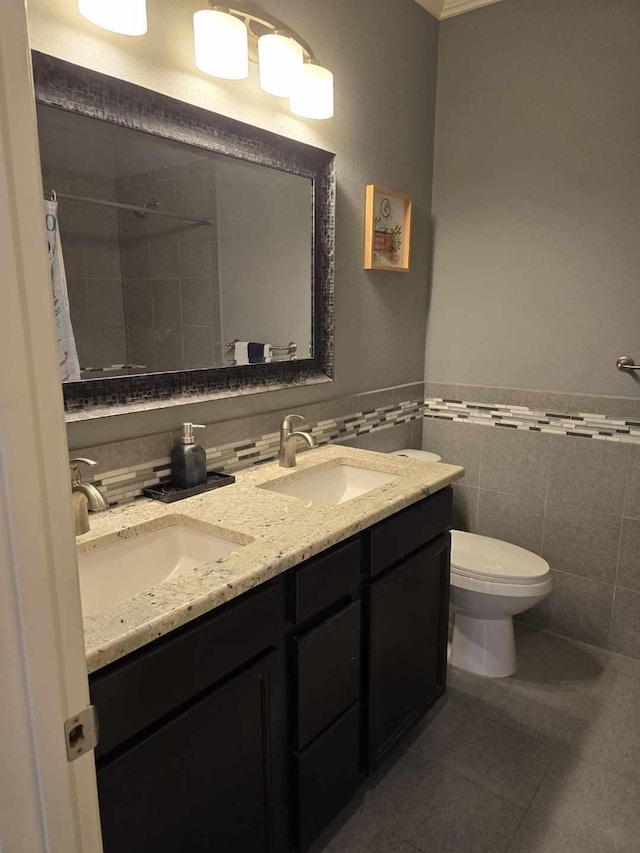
32 51 335 418
424 398 640 444
91 399 423 505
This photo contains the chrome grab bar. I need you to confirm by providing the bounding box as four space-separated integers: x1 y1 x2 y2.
616 356 640 371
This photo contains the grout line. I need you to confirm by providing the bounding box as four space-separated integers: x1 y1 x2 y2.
503 809 527 853
608 444 633 650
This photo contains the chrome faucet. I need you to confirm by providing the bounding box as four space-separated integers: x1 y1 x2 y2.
279 414 318 468
70 458 109 535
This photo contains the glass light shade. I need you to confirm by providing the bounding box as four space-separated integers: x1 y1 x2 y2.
193 9 249 80
290 62 334 120
79 0 147 35
258 33 304 98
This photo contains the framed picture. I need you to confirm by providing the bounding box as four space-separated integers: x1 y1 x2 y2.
364 185 412 272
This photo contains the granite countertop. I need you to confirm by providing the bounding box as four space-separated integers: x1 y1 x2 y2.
78 445 464 674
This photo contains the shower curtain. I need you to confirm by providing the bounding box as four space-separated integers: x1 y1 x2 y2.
45 199 81 382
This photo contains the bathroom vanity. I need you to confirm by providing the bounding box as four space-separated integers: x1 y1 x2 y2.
78 446 462 852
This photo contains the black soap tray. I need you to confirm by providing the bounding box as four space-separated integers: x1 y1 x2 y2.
143 471 235 503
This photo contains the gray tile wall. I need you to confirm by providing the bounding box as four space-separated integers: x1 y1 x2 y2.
423 409 640 660
116 159 223 373
44 166 127 371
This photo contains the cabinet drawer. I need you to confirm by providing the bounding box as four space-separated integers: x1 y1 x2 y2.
91 580 284 759
294 600 361 749
292 537 361 624
297 703 363 852
370 487 452 577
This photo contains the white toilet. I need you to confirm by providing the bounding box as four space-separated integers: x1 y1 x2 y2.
391 449 553 678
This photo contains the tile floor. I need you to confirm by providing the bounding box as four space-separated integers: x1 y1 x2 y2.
315 624 640 853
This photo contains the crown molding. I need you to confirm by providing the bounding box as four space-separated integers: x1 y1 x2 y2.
414 0 503 20
441 0 503 19
415 0 445 17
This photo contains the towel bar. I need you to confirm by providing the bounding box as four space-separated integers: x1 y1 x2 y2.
616 356 640 371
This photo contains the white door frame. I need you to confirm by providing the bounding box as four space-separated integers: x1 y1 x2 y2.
0 2 103 850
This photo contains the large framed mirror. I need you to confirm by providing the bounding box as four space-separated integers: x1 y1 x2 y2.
32 52 335 420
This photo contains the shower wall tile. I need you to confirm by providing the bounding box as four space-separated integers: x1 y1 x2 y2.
181 277 215 326
153 326 183 371
44 168 128 372
84 235 121 279
124 279 153 326
149 232 180 278
121 237 151 279
183 326 216 370
86 279 126 327
116 160 221 373
152 278 182 326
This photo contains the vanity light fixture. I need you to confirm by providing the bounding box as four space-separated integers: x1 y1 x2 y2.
193 5 334 119
79 0 148 35
258 32 303 97
290 60 334 121
193 7 249 80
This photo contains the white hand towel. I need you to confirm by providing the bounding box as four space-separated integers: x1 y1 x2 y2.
234 341 249 365
263 344 272 363
45 199 81 382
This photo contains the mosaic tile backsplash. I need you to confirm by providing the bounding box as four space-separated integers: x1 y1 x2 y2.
89 398 423 506
424 397 640 444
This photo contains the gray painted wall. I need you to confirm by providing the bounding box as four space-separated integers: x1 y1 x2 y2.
216 159 312 361
28 0 439 449
426 0 640 400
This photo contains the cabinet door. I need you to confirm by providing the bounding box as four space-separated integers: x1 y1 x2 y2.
368 533 450 769
97 650 286 853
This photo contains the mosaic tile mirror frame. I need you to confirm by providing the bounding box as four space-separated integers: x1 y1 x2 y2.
32 51 336 420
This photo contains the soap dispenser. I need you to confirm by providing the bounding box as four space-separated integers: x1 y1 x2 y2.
171 423 207 489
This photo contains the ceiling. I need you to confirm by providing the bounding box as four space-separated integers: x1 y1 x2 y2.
414 0 503 20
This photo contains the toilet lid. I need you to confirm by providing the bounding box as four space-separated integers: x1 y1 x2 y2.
451 530 550 583
391 449 442 463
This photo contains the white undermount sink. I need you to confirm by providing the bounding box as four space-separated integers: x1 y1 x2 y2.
77 524 244 616
263 464 399 506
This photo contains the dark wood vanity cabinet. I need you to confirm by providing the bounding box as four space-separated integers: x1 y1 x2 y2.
97 650 284 853
290 540 365 850
89 488 452 853
366 487 452 770
368 534 451 769
90 580 289 853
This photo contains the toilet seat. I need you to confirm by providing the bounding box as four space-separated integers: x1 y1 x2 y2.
451 530 550 585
